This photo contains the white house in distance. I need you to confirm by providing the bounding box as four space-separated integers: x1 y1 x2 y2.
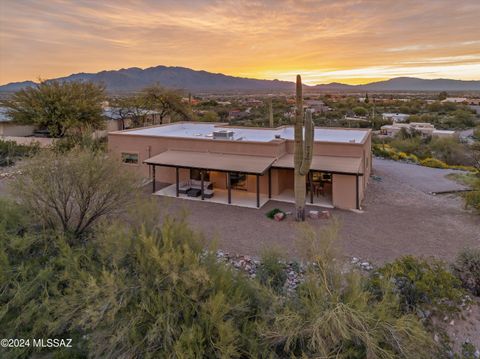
380 122 455 138
381 113 409 122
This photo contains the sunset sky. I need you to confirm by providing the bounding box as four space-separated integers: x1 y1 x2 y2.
1 0 479 85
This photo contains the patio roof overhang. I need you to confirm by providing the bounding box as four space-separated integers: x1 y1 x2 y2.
273 154 363 175
144 150 276 175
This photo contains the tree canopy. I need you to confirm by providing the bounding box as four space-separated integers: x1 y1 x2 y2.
1 80 106 137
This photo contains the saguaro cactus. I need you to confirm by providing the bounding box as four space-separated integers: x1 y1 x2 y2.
268 96 274 127
294 75 314 221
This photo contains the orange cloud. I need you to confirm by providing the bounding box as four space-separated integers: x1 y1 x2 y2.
0 0 479 85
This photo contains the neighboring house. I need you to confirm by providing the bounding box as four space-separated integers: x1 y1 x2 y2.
108 122 372 210
228 110 249 120
0 107 36 137
380 122 455 138
442 97 468 103
381 113 409 122
304 99 330 113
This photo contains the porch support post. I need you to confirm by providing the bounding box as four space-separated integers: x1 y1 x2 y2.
227 172 232 204
268 168 272 199
152 165 156 193
175 167 179 197
309 171 314 204
355 174 360 210
201 169 205 200
256 174 260 208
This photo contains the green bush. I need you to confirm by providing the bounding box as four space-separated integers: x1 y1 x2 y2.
265 208 285 219
463 190 480 213
451 248 480 296
257 249 287 293
473 126 480 140
369 256 465 317
0 139 39 167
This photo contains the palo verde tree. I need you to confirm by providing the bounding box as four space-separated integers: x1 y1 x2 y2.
1 80 106 137
142 84 192 123
109 94 149 129
293 75 314 221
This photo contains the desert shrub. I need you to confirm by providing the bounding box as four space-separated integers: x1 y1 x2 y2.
0 198 28 235
12 148 139 239
264 223 436 358
473 126 480 140
0 210 274 358
66 219 272 358
257 249 287 293
52 131 107 153
463 189 480 213
369 256 465 317
420 157 449 169
390 136 423 154
428 137 471 166
373 143 397 159
451 248 480 296
0 139 39 167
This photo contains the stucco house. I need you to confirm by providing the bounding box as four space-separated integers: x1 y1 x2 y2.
380 122 455 138
0 108 36 137
108 122 372 210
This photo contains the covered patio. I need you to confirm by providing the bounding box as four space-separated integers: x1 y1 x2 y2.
154 183 270 208
144 150 276 208
273 154 364 209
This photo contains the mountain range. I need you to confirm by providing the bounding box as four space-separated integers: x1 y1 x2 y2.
1 65 479 93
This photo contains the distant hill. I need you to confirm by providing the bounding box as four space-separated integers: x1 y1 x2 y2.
357 77 480 92
1 66 479 93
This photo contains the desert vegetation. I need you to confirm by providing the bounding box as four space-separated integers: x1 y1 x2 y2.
1 147 479 358
373 130 479 172
0 140 39 167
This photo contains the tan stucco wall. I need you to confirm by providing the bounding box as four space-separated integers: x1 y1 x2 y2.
0 123 36 137
332 174 357 209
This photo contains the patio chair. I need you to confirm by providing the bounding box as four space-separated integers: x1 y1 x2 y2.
203 189 214 199
178 180 191 194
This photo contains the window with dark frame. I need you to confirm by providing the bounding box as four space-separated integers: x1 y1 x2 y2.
121 153 139 164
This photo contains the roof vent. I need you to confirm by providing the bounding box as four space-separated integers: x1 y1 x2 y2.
274 134 281 139
349 139 356 143
213 130 234 140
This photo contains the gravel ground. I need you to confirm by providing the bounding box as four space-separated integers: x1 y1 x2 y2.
157 159 479 264
372 158 469 193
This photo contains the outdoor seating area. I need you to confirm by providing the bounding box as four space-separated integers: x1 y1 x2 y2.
155 183 269 208
179 179 214 198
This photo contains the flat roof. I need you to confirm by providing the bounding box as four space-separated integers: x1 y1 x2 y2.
274 154 363 175
144 150 276 174
119 123 369 144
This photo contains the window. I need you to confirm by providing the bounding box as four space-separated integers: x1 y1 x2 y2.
229 172 247 190
190 169 210 181
121 152 139 164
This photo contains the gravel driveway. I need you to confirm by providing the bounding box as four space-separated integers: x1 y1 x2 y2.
158 159 479 264
372 158 469 193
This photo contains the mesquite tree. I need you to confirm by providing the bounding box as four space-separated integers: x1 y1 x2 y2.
294 75 314 221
